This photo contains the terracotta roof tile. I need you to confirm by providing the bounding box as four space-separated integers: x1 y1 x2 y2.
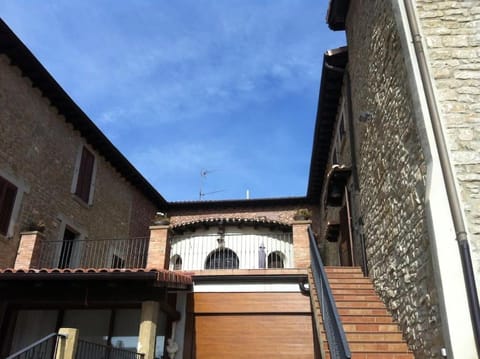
172 216 291 230
0 267 192 285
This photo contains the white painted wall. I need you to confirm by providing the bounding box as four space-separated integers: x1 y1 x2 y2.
170 227 293 270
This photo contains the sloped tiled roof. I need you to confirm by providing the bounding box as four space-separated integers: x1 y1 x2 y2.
172 217 292 231
0 19 167 209
0 267 192 286
169 197 310 209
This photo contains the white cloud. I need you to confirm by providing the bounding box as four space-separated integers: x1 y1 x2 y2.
1 0 346 200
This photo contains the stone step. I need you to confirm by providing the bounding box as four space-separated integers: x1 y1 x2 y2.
332 288 377 296
324 353 414 359
328 278 373 284
321 331 404 342
324 272 367 279
348 342 411 353
338 308 390 316
330 282 375 289
335 301 386 309
310 267 413 359
340 315 394 324
325 266 364 273
342 323 401 333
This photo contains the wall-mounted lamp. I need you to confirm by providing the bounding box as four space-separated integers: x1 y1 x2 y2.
325 164 351 207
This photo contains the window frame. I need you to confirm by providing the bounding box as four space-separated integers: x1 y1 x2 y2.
0 176 17 236
204 248 239 270
71 145 97 205
0 171 27 239
53 215 88 268
267 251 285 269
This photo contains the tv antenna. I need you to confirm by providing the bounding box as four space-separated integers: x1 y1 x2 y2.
199 169 224 200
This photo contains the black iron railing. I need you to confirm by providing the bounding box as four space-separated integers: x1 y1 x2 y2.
35 237 149 269
76 340 145 359
308 227 351 359
6 333 66 359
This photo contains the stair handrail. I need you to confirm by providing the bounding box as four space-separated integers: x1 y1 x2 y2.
309 226 351 359
6 332 66 359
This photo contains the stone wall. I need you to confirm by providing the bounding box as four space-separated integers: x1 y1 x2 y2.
416 0 480 292
0 55 157 267
345 0 444 357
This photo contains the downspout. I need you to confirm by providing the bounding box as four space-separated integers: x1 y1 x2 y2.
403 0 480 352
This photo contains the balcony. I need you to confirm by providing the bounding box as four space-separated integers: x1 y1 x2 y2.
169 232 293 271
35 237 149 269
13 219 312 271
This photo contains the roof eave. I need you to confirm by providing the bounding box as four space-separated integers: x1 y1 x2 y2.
168 196 312 211
326 0 350 31
306 47 348 203
0 19 167 209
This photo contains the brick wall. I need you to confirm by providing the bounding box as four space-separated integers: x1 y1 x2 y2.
170 204 319 230
169 204 319 269
344 0 444 356
0 55 157 267
416 0 480 293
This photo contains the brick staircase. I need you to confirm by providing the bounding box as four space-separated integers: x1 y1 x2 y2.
309 266 414 359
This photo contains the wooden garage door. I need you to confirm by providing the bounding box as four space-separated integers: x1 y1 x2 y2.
194 292 315 359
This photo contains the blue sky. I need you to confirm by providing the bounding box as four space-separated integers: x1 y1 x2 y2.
1 1 345 201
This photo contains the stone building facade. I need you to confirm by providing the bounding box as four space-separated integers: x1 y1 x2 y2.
0 27 164 268
415 0 480 291
324 0 479 358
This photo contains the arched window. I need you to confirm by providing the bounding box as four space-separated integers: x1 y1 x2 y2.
170 255 182 270
268 251 284 269
205 248 239 270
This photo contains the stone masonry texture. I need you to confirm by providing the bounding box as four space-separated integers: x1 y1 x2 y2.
345 1 444 357
415 0 480 296
0 55 157 267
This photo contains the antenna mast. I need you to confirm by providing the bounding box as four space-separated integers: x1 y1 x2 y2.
199 169 224 200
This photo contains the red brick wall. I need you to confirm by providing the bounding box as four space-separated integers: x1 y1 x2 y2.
0 55 159 267
169 204 320 231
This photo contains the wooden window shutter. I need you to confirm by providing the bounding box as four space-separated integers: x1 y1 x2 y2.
0 176 18 236
75 147 95 203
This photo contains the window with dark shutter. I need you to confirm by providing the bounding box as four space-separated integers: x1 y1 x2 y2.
75 147 95 203
0 176 18 236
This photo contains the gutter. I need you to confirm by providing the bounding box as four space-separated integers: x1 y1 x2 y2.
403 0 480 352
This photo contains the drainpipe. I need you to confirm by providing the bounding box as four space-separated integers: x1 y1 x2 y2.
403 0 480 352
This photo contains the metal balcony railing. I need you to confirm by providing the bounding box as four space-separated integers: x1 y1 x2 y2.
309 227 351 359
35 237 149 269
76 339 144 359
6 333 66 359
169 232 293 270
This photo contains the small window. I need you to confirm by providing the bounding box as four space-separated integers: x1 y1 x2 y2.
170 255 182 270
268 251 284 269
0 176 18 236
74 147 95 203
205 248 239 270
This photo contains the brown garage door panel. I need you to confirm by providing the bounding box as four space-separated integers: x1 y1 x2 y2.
196 314 314 359
194 292 310 313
